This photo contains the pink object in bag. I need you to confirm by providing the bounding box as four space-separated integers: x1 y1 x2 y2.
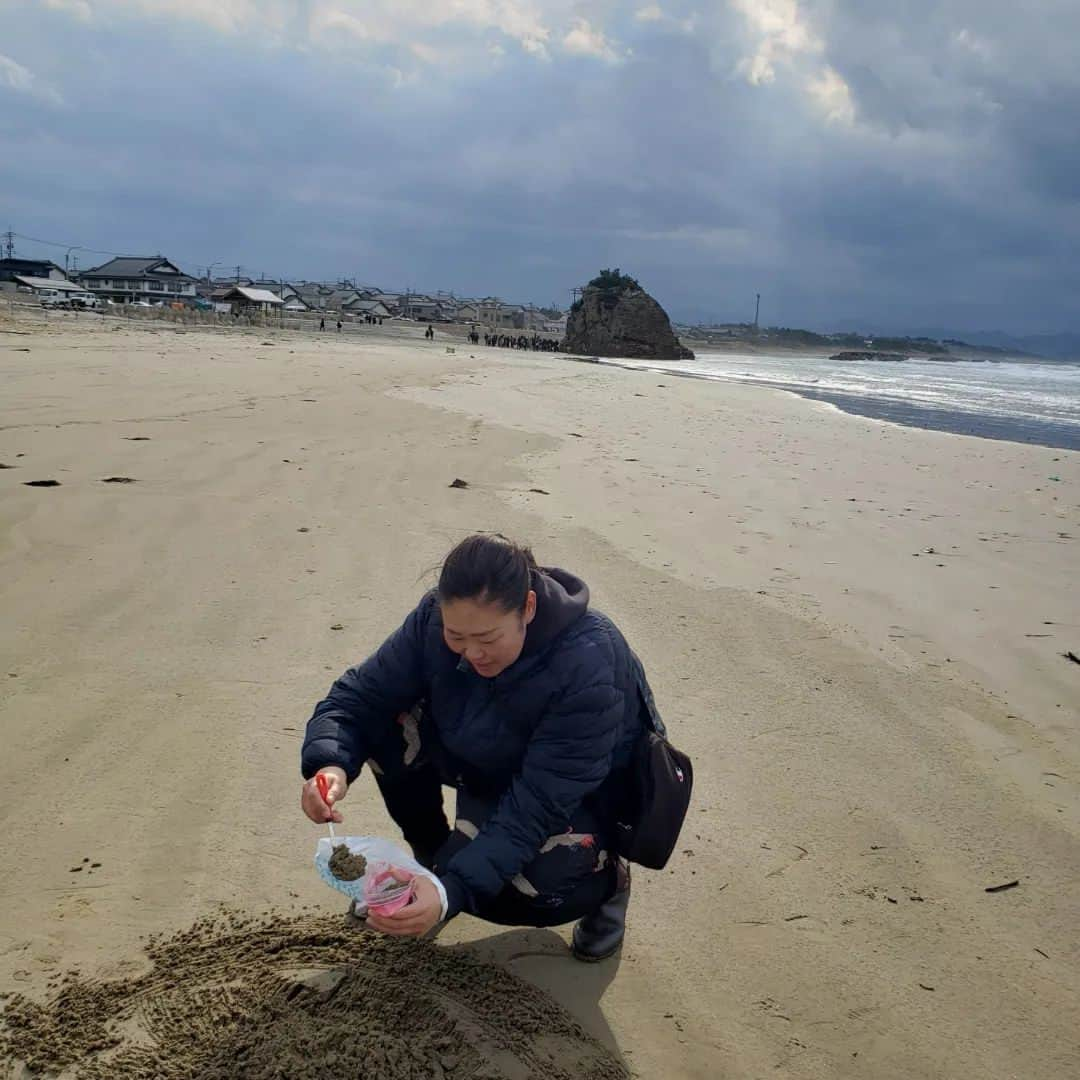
363 862 416 916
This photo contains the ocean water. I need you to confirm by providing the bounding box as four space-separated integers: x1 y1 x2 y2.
598 351 1080 451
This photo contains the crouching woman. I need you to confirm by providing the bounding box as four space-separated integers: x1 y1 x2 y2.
300 534 658 961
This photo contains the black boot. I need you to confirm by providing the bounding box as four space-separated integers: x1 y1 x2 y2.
571 861 630 962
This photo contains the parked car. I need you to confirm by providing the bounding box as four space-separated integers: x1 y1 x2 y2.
40 291 70 309
69 293 100 310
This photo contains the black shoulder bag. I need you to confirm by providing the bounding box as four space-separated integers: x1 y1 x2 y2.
613 664 694 869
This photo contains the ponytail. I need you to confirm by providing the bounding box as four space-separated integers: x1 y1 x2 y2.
438 534 536 612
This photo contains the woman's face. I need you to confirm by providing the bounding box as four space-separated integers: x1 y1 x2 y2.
441 591 537 678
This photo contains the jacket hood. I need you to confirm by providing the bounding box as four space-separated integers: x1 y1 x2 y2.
521 566 589 656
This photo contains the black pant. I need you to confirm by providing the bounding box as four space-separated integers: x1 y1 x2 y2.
366 708 616 926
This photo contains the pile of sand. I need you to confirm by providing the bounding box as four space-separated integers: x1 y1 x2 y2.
327 844 367 881
0 912 626 1079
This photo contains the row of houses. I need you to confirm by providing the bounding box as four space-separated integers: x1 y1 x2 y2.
0 255 202 306
0 255 566 331
208 278 562 331
284 282 558 330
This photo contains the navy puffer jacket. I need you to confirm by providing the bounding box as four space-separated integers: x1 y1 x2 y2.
301 568 652 919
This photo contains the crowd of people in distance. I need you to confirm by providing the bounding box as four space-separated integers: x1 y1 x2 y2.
309 318 564 351
319 314 384 330
465 328 564 352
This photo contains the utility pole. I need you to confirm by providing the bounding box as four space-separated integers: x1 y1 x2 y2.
753 292 761 331
235 265 242 283
65 245 83 277
2 230 14 260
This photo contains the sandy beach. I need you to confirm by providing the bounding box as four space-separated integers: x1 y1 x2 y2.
2 315 1078 1078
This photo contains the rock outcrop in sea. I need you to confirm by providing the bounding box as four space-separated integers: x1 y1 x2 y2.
831 351 909 362
565 270 694 361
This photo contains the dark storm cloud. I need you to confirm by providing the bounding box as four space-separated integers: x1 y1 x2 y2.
1 0 1076 332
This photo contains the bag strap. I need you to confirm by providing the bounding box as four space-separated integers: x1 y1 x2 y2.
630 649 667 739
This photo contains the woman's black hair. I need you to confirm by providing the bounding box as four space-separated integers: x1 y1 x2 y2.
438 534 537 612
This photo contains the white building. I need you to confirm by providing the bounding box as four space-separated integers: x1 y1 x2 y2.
79 256 197 304
473 299 525 329
11 274 84 297
217 286 285 314
252 281 309 311
342 298 391 319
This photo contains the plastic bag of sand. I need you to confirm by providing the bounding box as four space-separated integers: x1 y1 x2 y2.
314 836 447 919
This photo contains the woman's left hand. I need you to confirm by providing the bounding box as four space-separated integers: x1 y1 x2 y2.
365 876 444 938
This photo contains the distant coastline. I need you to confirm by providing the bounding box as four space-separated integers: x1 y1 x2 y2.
676 324 1080 363
675 333 1050 364
563 349 1080 452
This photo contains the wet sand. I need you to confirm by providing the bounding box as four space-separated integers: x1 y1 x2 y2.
1 316 1078 1078
2 912 624 1079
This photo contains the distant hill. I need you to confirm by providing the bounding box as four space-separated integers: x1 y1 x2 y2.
676 320 1080 362
904 328 1080 361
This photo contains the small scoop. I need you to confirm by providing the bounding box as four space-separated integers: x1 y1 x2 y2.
315 773 337 842
313 836 441 915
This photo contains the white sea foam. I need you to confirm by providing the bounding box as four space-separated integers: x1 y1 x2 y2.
611 352 1080 429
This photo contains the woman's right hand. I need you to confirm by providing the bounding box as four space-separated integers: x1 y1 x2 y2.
301 766 348 824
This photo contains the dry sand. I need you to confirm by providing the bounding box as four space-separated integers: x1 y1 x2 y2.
1 314 1078 1078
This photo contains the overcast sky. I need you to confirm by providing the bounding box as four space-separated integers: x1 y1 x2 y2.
3 0 1077 332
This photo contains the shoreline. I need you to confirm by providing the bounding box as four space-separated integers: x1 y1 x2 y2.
791 384 1080 452
560 352 1080 452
